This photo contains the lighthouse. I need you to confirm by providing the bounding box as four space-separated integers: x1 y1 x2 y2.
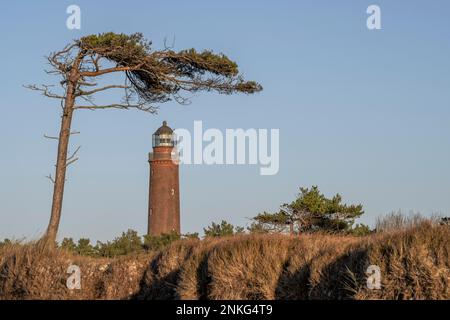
148 121 180 236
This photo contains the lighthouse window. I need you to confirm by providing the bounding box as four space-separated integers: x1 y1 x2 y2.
153 134 174 147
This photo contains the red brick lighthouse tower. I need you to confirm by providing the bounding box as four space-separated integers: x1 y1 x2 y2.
148 121 180 236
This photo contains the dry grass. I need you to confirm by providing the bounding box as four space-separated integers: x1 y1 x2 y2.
0 241 153 300
1 222 449 300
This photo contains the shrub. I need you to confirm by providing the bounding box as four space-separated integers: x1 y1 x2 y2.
247 222 270 234
56 230 190 257
349 224 372 236
203 220 241 237
60 237 77 251
76 238 97 256
440 217 450 226
97 229 143 257
183 232 200 240
143 231 180 251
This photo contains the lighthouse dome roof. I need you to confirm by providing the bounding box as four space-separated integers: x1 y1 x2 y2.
154 121 173 135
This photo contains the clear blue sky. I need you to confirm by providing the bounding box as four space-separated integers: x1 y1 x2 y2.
1 1 449 241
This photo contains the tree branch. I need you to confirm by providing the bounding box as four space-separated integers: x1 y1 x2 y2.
67 146 81 162
78 81 98 86
65 158 79 167
76 85 130 96
24 84 64 99
46 174 55 184
44 134 59 140
80 64 143 77
74 103 156 113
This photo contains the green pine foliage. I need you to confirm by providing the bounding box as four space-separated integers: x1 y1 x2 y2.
247 222 270 234
203 220 242 237
349 223 372 236
96 229 143 257
78 32 262 100
143 231 181 251
60 237 77 251
182 232 200 240
75 238 97 256
57 229 186 257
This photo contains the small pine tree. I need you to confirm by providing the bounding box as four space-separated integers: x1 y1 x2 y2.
234 226 246 235
252 186 364 234
97 229 143 257
60 237 77 251
183 232 200 240
247 222 270 234
75 238 97 256
349 223 372 236
203 220 244 237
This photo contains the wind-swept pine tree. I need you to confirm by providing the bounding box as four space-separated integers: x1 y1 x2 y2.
27 32 262 246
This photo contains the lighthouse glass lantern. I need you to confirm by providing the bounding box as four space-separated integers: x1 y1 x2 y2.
152 121 175 147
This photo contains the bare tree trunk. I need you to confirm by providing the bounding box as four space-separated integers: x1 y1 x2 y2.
45 80 77 246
